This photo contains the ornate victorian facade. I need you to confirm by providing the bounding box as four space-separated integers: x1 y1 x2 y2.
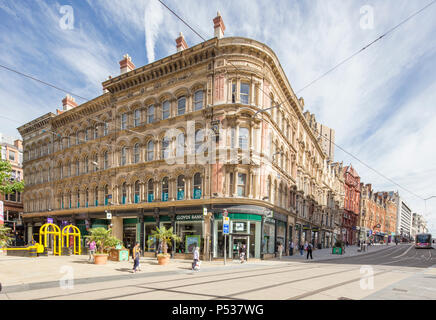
18 14 343 259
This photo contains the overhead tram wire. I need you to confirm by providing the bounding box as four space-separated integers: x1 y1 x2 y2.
295 0 436 94
157 0 430 203
0 64 90 102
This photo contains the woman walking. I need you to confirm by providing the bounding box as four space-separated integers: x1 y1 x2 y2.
88 240 96 262
192 247 200 271
132 243 141 273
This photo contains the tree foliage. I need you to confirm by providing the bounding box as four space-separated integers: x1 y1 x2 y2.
0 160 25 195
147 226 181 256
0 225 13 248
85 227 122 254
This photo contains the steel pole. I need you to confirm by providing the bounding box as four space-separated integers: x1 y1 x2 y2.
224 234 227 265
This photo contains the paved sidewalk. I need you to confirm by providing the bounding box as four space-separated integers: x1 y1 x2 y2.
278 243 399 262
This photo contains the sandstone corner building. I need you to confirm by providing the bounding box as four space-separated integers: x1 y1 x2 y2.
18 13 345 260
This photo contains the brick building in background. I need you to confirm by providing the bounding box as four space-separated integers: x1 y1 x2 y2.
0 134 24 244
343 165 360 244
359 184 397 243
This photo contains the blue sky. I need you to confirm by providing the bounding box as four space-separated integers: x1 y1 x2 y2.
1 0 435 233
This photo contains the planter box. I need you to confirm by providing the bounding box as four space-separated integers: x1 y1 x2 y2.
332 247 343 255
94 254 108 265
109 249 129 261
157 255 170 265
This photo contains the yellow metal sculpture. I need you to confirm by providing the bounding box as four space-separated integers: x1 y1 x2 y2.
61 225 81 255
39 223 61 256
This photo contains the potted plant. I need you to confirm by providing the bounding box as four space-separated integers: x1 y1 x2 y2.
147 226 181 265
0 226 13 256
85 227 120 265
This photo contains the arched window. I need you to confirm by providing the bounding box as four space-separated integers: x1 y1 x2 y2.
121 147 127 166
147 140 154 161
162 177 169 201
103 122 108 136
59 163 63 179
76 159 80 176
148 105 155 123
133 143 140 163
134 181 140 203
193 173 202 199
237 173 246 197
195 129 204 153
162 100 170 120
122 183 127 204
103 151 108 170
239 127 249 150
85 188 89 208
134 109 141 127
84 128 89 142
94 125 99 139
84 156 89 173
147 179 154 202
68 192 72 208
177 97 186 115
177 175 185 200
75 131 80 144
104 185 109 205
121 113 127 130
93 154 98 172
176 133 185 157
194 90 203 111
94 187 99 206
66 136 70 148
161 137 170 160
61 193 64 209
77 190 80 208
66 161 71 177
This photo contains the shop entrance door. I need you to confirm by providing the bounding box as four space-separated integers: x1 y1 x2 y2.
231 236 249 260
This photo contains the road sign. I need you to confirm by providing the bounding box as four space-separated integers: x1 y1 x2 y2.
223 209 228 217
223 216 230 235
203 207 207 216
106 211 112 219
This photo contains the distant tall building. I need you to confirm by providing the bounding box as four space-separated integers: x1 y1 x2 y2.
304 111 335 162
389 192 412 240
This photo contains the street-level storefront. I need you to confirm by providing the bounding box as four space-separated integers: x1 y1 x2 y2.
213 213 261 260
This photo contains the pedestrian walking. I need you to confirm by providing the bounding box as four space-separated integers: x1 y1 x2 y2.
88 240 96 262
306 242 313 260
299 243 304 255
278 243 283 259
239 244 247 263
192 246 200 270
290 241 294 256
132 243 141 273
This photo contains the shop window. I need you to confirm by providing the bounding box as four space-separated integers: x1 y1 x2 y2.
175 221 202 254
177 97 186 115
194 90 203 111
162 177 169 201
162 101 170 120
263 222 275 254
147 140 154 161
177 175 185 200
147 179 154 202
193 173 202 199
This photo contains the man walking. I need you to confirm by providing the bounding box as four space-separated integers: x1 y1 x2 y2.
306 242 313 260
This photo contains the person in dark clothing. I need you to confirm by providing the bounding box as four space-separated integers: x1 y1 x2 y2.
306 242 313 260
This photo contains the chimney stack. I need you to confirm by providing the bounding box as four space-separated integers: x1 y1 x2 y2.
62 94 77 111
119 54 135 74
176 32 188 52
213 11 225 39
